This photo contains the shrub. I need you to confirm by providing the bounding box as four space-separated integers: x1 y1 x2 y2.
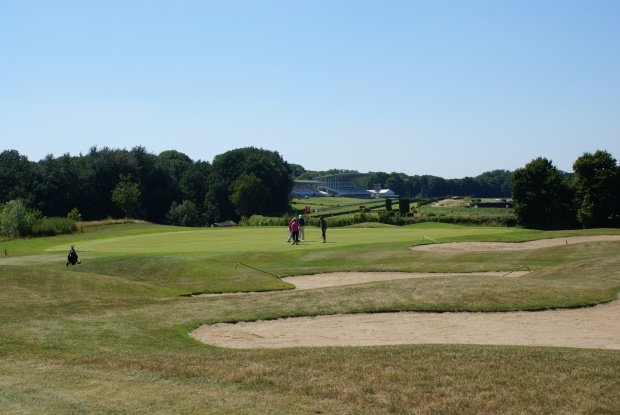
167 200 203 227
67 208 83 222
31 217 78 236
1 200 40 238
399 198 411 215
1 200 78 238
239 215 290 227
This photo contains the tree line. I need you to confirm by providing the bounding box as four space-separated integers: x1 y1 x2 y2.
1 146 618 232
0 146 292 228
511 151 619 229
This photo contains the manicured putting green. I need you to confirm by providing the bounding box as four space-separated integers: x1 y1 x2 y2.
50 224 524 255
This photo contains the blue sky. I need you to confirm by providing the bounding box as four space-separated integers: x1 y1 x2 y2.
1 0 618 178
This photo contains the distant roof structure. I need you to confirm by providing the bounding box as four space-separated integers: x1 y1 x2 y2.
314 172 370 198
314 172 367 178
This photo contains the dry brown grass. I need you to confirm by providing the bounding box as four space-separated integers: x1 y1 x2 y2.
2 224 619 414
77 218 149 228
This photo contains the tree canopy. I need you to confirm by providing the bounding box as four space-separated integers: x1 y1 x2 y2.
572 150 620 228
511 157 576 230
509 152 619 229
1 145 618 230
205 147 292 223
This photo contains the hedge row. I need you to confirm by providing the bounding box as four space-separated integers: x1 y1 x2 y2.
239 211 517 228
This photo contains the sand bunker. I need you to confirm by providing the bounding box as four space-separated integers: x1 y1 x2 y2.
190 236 620 350
192 300 620 350
411 235 620 251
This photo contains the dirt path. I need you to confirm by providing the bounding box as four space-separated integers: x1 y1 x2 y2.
190 237 620 350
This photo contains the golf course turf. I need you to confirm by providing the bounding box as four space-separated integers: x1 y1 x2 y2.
1 222 619 414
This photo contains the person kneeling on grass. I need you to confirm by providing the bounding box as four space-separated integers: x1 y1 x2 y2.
66 245 81 266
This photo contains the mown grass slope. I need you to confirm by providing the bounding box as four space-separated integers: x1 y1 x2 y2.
1 222 619 414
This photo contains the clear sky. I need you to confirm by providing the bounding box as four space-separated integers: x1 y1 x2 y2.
1 0 618 179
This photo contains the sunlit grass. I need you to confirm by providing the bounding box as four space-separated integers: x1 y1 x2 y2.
1 222 619 414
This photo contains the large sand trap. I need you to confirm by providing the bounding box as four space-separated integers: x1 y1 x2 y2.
411 235 620 252
190 236 620 350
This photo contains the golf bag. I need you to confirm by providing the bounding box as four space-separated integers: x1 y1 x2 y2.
66 245 80 266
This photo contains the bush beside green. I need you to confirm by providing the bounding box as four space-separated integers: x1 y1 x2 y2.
30 217 78 237
1 199 77 238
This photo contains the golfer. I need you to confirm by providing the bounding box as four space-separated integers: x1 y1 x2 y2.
290 218 301 245
286 217 295 242
318 216 327 243
298 214 306 242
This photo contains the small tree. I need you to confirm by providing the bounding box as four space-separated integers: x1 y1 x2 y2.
577 194 595 229
1 199 41 237
167 200 202 227
111 174 141 218
67 207 83 222
511 157 576 229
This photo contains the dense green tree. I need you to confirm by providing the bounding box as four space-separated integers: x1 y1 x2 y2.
364 172 390 189
404 175 423 198
112 174 141 218
230 173 269 217
572 150 619 228
0 199 41 237
511 157 576 229
0 150 35 204
577 194 596 229
157 150 194 181
453 176 479 197
3 143 617 229
167 200 202 227
385 173 407 197
130 146 174 223
67 208 83 222
31 154 80 217
395 170 513 199
179 160 212 209
77 146 140 219
204 179 230 224
415 176 430 198
429 176 452 197
156 150 194 204
204 147 292 223
478 170 512 197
